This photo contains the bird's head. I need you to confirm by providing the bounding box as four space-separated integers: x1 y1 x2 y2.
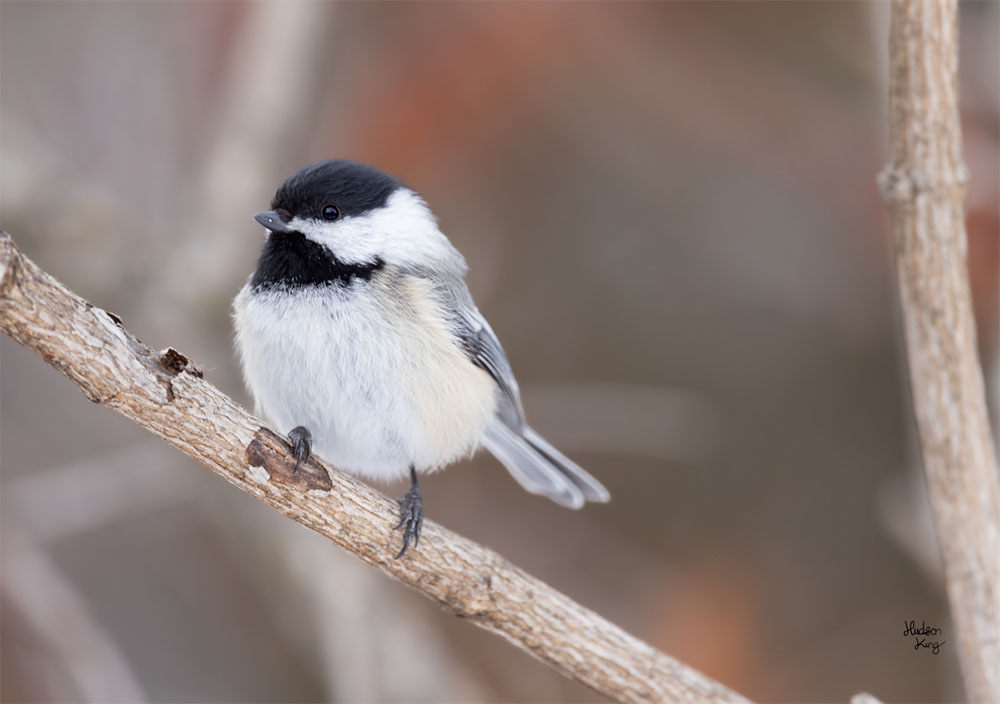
253 160 461 275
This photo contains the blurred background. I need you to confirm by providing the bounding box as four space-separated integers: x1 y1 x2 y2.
2 2 998 702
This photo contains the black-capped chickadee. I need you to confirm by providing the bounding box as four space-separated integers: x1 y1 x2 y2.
233 160 609 557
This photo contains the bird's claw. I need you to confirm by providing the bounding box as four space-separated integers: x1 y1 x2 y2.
288 426 312 474
394 479 423 558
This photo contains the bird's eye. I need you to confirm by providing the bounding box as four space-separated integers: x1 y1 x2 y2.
322 205 340 221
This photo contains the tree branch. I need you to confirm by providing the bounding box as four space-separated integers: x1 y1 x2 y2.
878 1 1000 701
0 230 750 704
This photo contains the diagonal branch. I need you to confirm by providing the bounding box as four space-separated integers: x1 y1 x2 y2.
878 1 1000 701
0 231 750 704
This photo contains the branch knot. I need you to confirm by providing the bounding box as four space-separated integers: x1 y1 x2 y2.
877 164 969 204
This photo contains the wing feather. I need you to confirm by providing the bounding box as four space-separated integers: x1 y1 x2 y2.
409 265 609 506
429 274 526 431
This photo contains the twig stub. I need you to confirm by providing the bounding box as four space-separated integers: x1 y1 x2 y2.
246 427 334 491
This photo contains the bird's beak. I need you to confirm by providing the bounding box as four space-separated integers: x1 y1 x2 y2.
253 210 292 233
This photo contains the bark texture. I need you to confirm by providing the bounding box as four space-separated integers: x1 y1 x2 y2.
879 1 1000 701
0 231 750 704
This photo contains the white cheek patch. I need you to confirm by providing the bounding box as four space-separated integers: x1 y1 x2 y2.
290 215 382 264
291 189 464 270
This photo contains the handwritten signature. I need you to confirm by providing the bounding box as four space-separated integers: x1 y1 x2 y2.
903 620 946 655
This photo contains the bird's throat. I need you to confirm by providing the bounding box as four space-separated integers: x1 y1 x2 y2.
251 230 384 291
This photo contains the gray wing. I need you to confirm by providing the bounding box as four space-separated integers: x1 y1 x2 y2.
422 268 610 507
433 276 526 431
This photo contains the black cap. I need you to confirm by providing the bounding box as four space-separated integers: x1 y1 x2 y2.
270 160 403 221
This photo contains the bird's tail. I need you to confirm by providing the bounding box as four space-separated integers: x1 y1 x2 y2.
482 422 610 509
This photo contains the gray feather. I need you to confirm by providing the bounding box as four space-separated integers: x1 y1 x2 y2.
413 267 610 508
522 427 610 503
482 422 584 508
429 273 526 431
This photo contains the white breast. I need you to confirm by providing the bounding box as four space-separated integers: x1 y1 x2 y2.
232 273 498 482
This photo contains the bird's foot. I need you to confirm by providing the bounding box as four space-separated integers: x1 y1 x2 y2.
394 466 423 558
288 426 312 474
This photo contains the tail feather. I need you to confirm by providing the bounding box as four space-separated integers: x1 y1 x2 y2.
522 427 611 503
482 423 609 509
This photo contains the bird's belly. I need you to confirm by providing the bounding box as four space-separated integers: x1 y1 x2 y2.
233 283 497 482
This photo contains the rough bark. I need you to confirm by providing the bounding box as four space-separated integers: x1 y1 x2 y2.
0 230 750 704
878 1 1000 701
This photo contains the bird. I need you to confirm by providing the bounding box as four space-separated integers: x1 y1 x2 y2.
233 159 609 557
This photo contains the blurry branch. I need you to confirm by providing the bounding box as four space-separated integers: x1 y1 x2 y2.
0 231 749 704
878 1 1000 702
4 524 148 702
8 443 194 544
525 384 720 464
160 2 335 326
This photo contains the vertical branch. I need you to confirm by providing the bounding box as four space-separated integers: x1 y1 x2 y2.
879 1 1000 701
